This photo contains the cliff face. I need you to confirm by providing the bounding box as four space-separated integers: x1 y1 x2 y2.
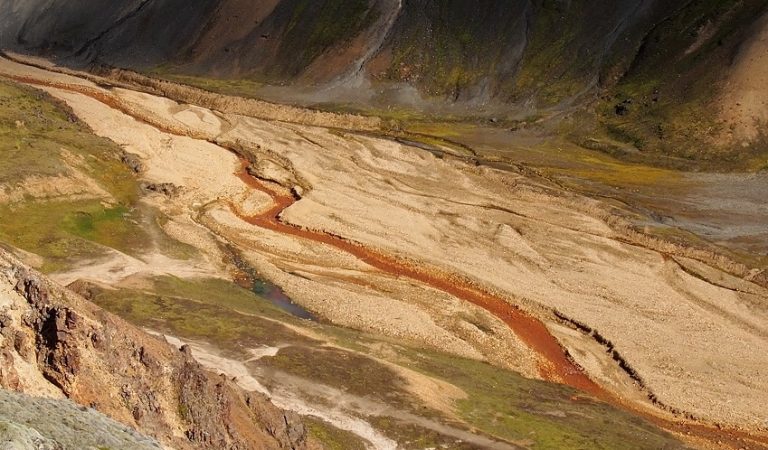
0 249 308 450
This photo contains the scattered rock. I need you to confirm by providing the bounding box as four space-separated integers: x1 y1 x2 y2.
120 151 145 173
140 181 180 197
0 312 12 329
0 391 159 449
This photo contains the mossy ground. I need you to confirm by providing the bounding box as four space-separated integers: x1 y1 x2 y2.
368 416 480 450
0 80 194 272
146 69 265 99
0 80 140 270
396 348 684 450
88 276 314 348
592 0 768 169
0 200 145 272
304 417 367 450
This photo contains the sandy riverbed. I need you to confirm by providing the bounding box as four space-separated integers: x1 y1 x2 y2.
2 54 767 435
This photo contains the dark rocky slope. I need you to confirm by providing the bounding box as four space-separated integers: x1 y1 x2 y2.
1 1 767 158
0 1 762 99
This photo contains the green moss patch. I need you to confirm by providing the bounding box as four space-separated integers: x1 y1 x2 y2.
305 417 367 450
398 348 684 450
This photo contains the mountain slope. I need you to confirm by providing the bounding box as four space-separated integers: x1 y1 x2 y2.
2 0 767 163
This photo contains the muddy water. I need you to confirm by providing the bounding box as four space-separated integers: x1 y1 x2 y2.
251 278 316 320
225 243 317 320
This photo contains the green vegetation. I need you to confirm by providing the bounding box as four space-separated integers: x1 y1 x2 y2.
0 80 196 271
87 275 314 347
0 200 142 272
540 142 682 188
0 82 137 199
146 70 264 98
369 416 478 450
260 345 414 410
89 275 418 411
304 417 367 450
0 80 153 271
398 348 683 450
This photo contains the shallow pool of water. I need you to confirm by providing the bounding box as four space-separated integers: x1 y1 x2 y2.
250 278 316 321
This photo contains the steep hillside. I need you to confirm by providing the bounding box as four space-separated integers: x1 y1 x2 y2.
2 0 768 162
0 0 768 161
0 248 309 450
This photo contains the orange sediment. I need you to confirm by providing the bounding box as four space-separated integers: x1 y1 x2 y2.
235 160 599 392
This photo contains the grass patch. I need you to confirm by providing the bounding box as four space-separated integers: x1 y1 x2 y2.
0 79 198 270
87 276 315 348
0 80 136 199
396 348 684 450
0 200 146 272
260 345 414 411
368 416 478 450
151 276 289 317
89 276 427 414
547 152 680 188
305 417 366 450
146 70 264 99
0 79 160 270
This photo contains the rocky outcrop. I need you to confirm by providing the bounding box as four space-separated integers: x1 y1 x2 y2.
139 181 180 197
121 151 145 173
0 249 310 450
